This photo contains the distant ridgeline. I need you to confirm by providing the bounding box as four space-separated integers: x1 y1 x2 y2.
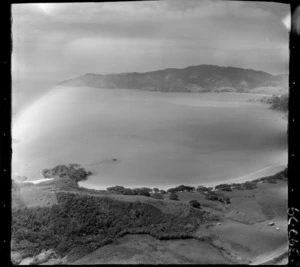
59 65 288 93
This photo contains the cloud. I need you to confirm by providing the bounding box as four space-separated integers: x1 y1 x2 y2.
11 1 285 41
11 1 289 78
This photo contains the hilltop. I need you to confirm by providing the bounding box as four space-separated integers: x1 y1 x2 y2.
59 65 288 94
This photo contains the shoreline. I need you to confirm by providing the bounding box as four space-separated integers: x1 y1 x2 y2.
78 164 287 191
202 164 287 188
22 178 55 185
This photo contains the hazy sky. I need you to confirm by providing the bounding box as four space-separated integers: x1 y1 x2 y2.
12 0 290 81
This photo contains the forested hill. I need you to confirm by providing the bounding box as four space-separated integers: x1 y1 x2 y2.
59 65 288 93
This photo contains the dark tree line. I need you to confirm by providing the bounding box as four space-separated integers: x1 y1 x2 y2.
12 192 210 259
106 186 152 196
167 185 195 193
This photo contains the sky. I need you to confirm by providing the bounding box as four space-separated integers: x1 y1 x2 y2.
12 0 290 81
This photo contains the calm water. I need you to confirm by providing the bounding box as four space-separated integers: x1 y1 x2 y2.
12 87 287 189
12 78 61 117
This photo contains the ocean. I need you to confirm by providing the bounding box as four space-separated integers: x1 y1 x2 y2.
12 86 287 190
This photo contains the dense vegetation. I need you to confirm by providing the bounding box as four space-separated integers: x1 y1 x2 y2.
229 181 257 190
169 192 179 201
106 186 152 196
42 164 92 182
151 193 164 199
205 191 231 204
189 200 201 209
215 168 287 191
270 94 288 111
252 167 287 184
261 94 288 112
106 185 168 197
12 192 209 261
12 163 287 263
167 185 195 193
102 167 287 204
215 184 232 191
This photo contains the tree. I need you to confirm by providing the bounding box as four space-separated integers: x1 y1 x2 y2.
241 181 257 190
169 192 179 201
167 185 195 193
151 193 164 199
41 169 50 178
265 94 288 112
215 184 232 191
133 188 150 197
123 188 135 195
140 187 152 193
107 186 126 194
183 186 195 192
189 200 201 209
167 188 176 193
205 191 219 201
153 188 159 193
41 164 92 182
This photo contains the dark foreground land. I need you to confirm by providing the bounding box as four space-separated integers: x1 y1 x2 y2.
11 165 288 265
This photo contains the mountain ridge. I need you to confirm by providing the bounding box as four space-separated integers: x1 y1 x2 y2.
59 64 288 93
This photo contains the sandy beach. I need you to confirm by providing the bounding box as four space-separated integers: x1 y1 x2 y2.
78 164 287 191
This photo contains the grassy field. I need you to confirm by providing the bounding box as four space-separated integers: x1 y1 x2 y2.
12 181 58 209
223 180 287 223
12 168 288 265
194 180 288 263
72 180 287 264
202 219 287 262
72 234 235 265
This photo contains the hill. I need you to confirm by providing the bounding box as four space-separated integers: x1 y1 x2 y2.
59 65 288 93
11 164 288 265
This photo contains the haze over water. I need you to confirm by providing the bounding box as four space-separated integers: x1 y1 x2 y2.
12 86 287 189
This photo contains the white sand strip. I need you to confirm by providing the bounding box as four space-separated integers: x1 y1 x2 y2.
220 164 286 184
23 178 54 184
